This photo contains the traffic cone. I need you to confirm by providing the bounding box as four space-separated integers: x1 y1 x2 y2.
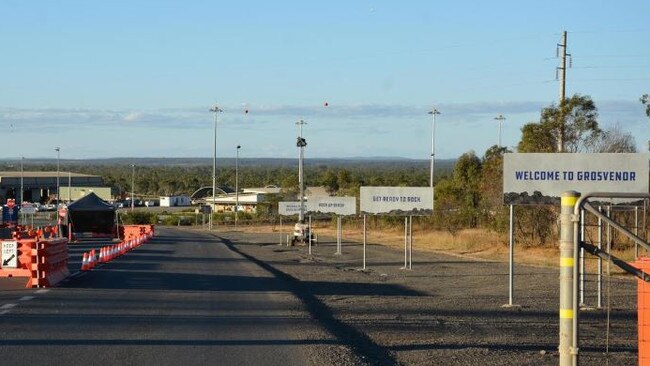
81 252 89 271
88 250 96 269
99 247 106 263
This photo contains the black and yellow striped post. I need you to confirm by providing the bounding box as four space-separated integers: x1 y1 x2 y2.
559 191 579 366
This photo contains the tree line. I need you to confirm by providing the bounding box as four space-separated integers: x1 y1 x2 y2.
14 94 650 246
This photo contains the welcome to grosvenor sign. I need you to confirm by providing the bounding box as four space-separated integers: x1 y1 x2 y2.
503 153 649 205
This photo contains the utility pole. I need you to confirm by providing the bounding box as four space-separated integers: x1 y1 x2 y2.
296 120 307 223
556 30 571 152
494 114 506 148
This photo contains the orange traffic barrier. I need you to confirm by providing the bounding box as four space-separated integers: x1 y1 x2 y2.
636 258 650 366
29 237 70 287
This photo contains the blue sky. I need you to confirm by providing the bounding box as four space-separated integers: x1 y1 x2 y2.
1 1 648 160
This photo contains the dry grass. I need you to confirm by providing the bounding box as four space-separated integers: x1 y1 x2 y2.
229 222 643 272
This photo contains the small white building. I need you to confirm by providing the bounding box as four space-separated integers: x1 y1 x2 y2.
160 196 192 207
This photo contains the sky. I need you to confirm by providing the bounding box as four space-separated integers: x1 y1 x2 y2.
1 1 649 160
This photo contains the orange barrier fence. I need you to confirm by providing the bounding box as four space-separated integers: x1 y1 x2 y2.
31 238 69 288
637 258 650 366
120 224 155 241
81 225 155 272
0 234 69 288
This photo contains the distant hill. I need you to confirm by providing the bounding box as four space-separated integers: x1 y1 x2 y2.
0 157 457 171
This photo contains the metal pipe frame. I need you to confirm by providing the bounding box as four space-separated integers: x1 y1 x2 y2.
567 192 650 366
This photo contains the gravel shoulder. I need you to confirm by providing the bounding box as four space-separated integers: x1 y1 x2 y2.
209 228 638 366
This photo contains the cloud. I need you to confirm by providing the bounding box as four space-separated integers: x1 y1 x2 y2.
0 99 645 131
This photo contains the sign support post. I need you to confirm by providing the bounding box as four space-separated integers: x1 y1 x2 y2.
408 215 413 270
579 209 585 307
335 216 342 255
403 217 408 269
503 204 519 307
363 215 367 270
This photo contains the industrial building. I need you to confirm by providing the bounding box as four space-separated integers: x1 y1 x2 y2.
0 171 112 204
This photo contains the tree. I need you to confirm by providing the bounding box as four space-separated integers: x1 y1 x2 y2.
517 123 556 152
321 169 339 195
517 94 600 153
436 151 483 228
585 124 637 153
480 145 510 233
641 94 650 118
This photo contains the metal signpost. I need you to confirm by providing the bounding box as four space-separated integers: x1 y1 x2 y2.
360 186 433 270
363 214 367 270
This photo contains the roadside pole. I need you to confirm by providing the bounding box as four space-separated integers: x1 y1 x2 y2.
597 206 602 308
559 191 579 366
509 205 515 302
403 217 408 269
408 215 412 270
504 204 516 307
579 209 585 307
279 216 283 246
363 215 367 270
335 216 342 255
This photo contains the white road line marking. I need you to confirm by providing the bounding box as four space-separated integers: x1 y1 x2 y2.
35 289 50 294
19 296 34 301
1 303 17 310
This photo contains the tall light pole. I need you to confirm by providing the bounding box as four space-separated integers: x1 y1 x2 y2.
20 157 24 204
235 145 241 226
427 108 440 188
55 147 60 207
296 120 307 223
131 164 135 211
494 114 506 148
209 104 223 230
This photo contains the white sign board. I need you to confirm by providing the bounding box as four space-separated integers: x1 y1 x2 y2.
504 153 650 205
1 240 18 268
279 201 304 216
307 196 356 216
360 186 433 216
21 203 36 215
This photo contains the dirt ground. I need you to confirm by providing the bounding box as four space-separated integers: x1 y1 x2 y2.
210 226 639 366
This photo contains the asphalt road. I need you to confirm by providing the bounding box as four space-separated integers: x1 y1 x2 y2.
0 226 639 365
0 227 358 366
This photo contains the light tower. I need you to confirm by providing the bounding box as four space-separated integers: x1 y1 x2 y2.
55 147 60 207
427 108 440 188
235 145 241 226
209 104 223 230
131 164 135 211
494 114 506 148
296 120 307 223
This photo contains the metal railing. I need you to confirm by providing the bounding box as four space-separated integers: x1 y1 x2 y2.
560 191 650 366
